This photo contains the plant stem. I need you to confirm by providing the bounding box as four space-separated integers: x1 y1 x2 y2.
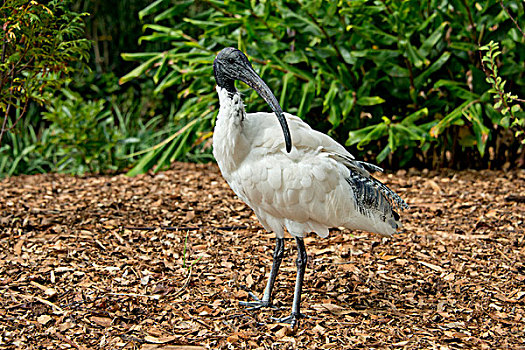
405 58 415 92
500 0 525 38
0 108 9 146
0 66 15 145
461 0 477 41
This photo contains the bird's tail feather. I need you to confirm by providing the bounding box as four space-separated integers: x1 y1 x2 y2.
345 171 408 235
326 150 408 235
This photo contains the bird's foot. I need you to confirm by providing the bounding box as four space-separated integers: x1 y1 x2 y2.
239 299 274 310
271 312 306 330
238 287 278 310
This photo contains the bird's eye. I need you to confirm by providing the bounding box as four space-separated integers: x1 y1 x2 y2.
228 58 235 64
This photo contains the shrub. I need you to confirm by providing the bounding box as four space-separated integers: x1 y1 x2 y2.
0 74 170 177
0 0 91 144
0 1 183 177
122 0 524 172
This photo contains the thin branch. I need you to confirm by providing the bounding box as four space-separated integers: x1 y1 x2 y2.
180 31 199 44
6 98 29 132
405 58 415 92
0 81 31 145
461 0 477 40
500 0 525 38
0 29 33 98
0 66 16 145
0 108 10 145
1 37 6 64
16 293 65 314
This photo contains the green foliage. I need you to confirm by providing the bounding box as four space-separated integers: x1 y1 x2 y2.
38 77 181 175
0 104 57 176
41 89 120 174
0 1 194 177
480 40 524 143
123 0 525 171
0 73 172 177
0 0 91 144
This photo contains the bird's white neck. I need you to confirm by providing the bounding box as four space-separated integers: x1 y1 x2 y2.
213 86 249 175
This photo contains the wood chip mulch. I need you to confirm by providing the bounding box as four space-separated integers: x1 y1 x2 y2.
0 163 524 349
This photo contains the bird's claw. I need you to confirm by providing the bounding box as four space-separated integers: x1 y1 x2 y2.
271 312 306 329
239 300 276 310
238 286 278 310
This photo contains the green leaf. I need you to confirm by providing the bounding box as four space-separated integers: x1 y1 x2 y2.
387 126 395 153
356 123 388 150
154 70 182 94
119 56 159 84
404 41 427 69
341 91 355 117
401 108 429 125
430 100 470 138
154 1 193 22
420 21 448 57
153 52 169 84
183 17 220 28
414 52 451 89
279 72 294 110
434 79 478 100
297 81 314 118
347 123 388 149
269 52 315 82
121 53 160 61
463 104 490 157
126 118 200 175
346 124 376 146
376 145 391 163
451 41 478 51
138 0 168 21
348 24 397 45
356 96 385 106
323 81 339 113
394 123 426 141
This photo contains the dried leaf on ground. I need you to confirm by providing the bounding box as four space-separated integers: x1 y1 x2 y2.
0 163 524 349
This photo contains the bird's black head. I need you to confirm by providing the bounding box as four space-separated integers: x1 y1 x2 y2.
213 47 252 93
213 47 292 153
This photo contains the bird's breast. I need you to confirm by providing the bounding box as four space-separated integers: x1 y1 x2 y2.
213 90 251 177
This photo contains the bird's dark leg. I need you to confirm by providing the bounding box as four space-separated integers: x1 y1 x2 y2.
240 237 284 310
262 237 285 303
273 237 307 329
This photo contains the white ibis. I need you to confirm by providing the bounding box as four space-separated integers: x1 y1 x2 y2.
212 47 408 328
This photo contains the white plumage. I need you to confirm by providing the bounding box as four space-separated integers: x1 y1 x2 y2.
211 47 407 328
213 86 403 239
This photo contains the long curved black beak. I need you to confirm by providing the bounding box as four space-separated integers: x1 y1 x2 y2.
239 67 292 153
